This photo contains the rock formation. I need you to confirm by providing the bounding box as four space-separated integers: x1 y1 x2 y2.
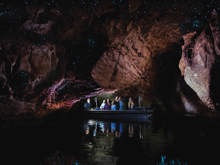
179 10 220 110
0 0 220 118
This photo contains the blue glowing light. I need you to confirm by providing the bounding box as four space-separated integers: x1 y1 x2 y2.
192 20 200 28
157 155 188 165
0 12 5 16
112 0 123 7
88 39 96 48
24 1 32 5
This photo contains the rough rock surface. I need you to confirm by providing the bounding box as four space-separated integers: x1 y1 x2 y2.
179 10 220 110
91 12 182 99
1 0 220 118
92 27 153 90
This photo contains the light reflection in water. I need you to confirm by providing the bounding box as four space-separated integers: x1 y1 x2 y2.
4 109 220 165
83 120 145 139
79 120 149 165
156 155 188 165
77 119 191 165
10 114 219 165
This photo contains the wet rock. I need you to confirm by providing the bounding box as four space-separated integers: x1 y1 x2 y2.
1 0 220 118
23 8 55 35
128 0 142 13
21 43 58 78
92 15 182 100
91 27 151 90
179 10 220 110
177 78 208 113
0 98 36 116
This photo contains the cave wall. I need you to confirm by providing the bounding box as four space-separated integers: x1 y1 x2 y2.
179 10 220 110
1 0 220 117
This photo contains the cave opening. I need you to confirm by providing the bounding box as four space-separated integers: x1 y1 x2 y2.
65 33 108 80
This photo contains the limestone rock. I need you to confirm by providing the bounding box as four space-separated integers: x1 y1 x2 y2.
1 0 220 118
91 28 152 90
179 11 220 110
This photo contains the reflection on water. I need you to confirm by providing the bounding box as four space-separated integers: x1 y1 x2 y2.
2 112 220 165
156 155 188 165
80 120 148 165
83 120 144 139
78 120 187 165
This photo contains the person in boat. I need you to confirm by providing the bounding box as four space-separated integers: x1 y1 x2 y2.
128 97 135 109
100 99 106 110
104 98 111 110
119 96 124 110
94 97 100 110
111 100 117 111
84 98 91 111
138 95 143 108
114 96 120 110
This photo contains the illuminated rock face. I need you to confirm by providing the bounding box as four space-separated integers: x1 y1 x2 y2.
91 28 152 90
179 10 220 110
19 43 58 82
1 1 220 117
92 16 182 99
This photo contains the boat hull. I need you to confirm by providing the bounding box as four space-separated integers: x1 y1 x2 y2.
83 109 153 122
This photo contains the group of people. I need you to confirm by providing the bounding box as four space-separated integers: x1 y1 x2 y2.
99 96 123 111
84 96 135 111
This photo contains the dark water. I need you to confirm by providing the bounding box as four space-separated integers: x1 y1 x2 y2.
1 111 220 165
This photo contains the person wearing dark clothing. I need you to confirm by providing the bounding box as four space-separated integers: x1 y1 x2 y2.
84 98 91 111
104 98 111 110
115 96 120 110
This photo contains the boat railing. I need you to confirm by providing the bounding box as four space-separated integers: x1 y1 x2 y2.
89 106 153 113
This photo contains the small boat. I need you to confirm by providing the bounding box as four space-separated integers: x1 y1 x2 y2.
83 107 153 122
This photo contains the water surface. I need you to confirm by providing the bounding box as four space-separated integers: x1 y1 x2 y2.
1 112 220 165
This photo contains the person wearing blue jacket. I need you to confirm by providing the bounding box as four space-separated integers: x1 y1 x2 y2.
119 97 124 110
111 100 117 111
